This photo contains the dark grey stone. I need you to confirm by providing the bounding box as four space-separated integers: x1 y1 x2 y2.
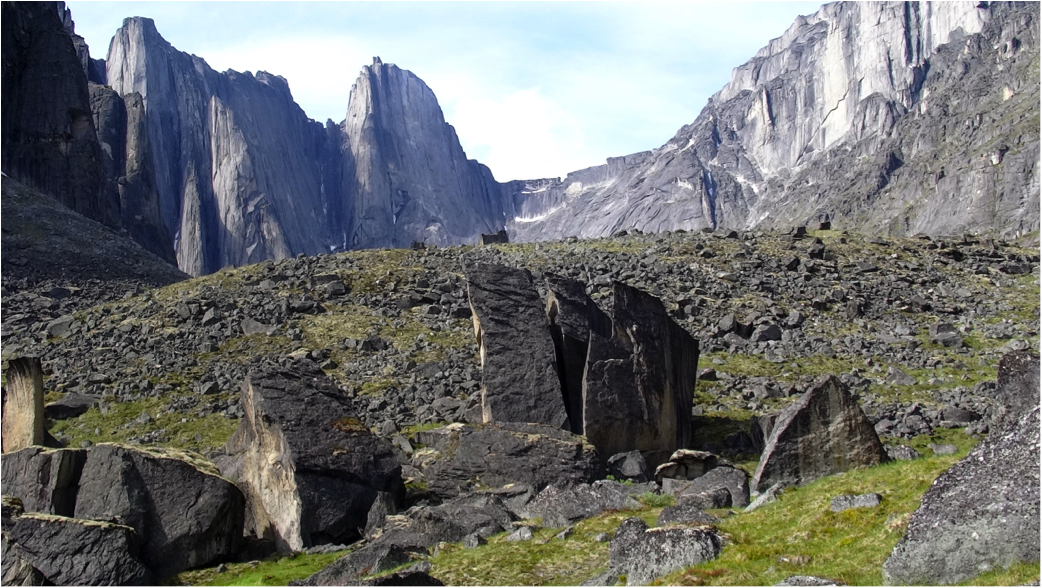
415 422 601 500
74 443 245 578
464 264 568 428
218 361 403 553
752 375 888 492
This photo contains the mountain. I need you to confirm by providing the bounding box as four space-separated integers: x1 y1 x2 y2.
506 1 1039 242
2 1 1037 279
105 20 506 275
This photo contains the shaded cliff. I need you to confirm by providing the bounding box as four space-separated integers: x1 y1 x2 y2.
1 2 118 228
507 1 1039 242
106 17 336 276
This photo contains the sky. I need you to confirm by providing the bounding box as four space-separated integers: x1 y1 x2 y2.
67 1 824 182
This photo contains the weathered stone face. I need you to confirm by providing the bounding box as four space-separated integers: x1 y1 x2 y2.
991 350 1040 432
2 499 155 587
883 407 1041 585
0 447 86 516
73 444 245 578
218 361 404 554
1 357 45 453
751 375 888 492
465 263 569 428
583 282 699 468
413 422 602 500
609 517 723 586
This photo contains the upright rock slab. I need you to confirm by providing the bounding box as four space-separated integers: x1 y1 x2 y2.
465 263 569 428
883 407 1040 584
0 446 86 516
219 361 404 553
583 282 698 467
74 444 245 579
1 357 45 453
544 273 611 434
752 375 888 492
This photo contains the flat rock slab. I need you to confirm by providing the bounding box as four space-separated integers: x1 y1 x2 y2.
829 493 882 513
661 465 750 508
653 449 721 484
883 406 1041 585
609 517 722 585
752 375 888 492
521 480 640 528
74 443 245 578
219 361 403 553
414 422 602 500
2 497 154 586
465 263 568 427
657 504 720 526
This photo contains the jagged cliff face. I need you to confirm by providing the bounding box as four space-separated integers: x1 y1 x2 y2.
1 2 118 229
507 1 1039 242
106 17 335 275
105 21 505 274
342 59 507 249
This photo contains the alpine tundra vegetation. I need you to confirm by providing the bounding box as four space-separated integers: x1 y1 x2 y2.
1 1 1039 586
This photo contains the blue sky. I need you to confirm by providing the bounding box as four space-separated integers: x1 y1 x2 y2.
67 1 824 182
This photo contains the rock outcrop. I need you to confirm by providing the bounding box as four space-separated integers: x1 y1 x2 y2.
506 1 1039 243
883 406 1040 585
465 264 568 427
412 422 602 500
583 282 699 468
344 58 507 250
106 16 336 276
2 496 155 586
521 480 640 528
545 273 612 434
73 444 245 578
751 375 888 492
1 357 45 453
608 517 723 586
218 361 404 553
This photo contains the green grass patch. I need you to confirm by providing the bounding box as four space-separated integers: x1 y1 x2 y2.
49 394 239 454
636 492 676 509
658 448 976 586
170 549 351 586
429 507 663 586
959 561 1041 586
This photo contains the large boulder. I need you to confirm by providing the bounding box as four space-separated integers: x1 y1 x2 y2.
1 357 45 453
544 273 612 434
413 422 602 500
608 517 722 585
882 406 1040 585
465 263 569 427
751 375 888 492
583 282 699 469
218 361 404 553
0 446 86 516
991 350 1040 432
74 443 245 579
2 495 154 586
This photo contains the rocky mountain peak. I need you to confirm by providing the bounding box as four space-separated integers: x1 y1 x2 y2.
342 58 507 249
